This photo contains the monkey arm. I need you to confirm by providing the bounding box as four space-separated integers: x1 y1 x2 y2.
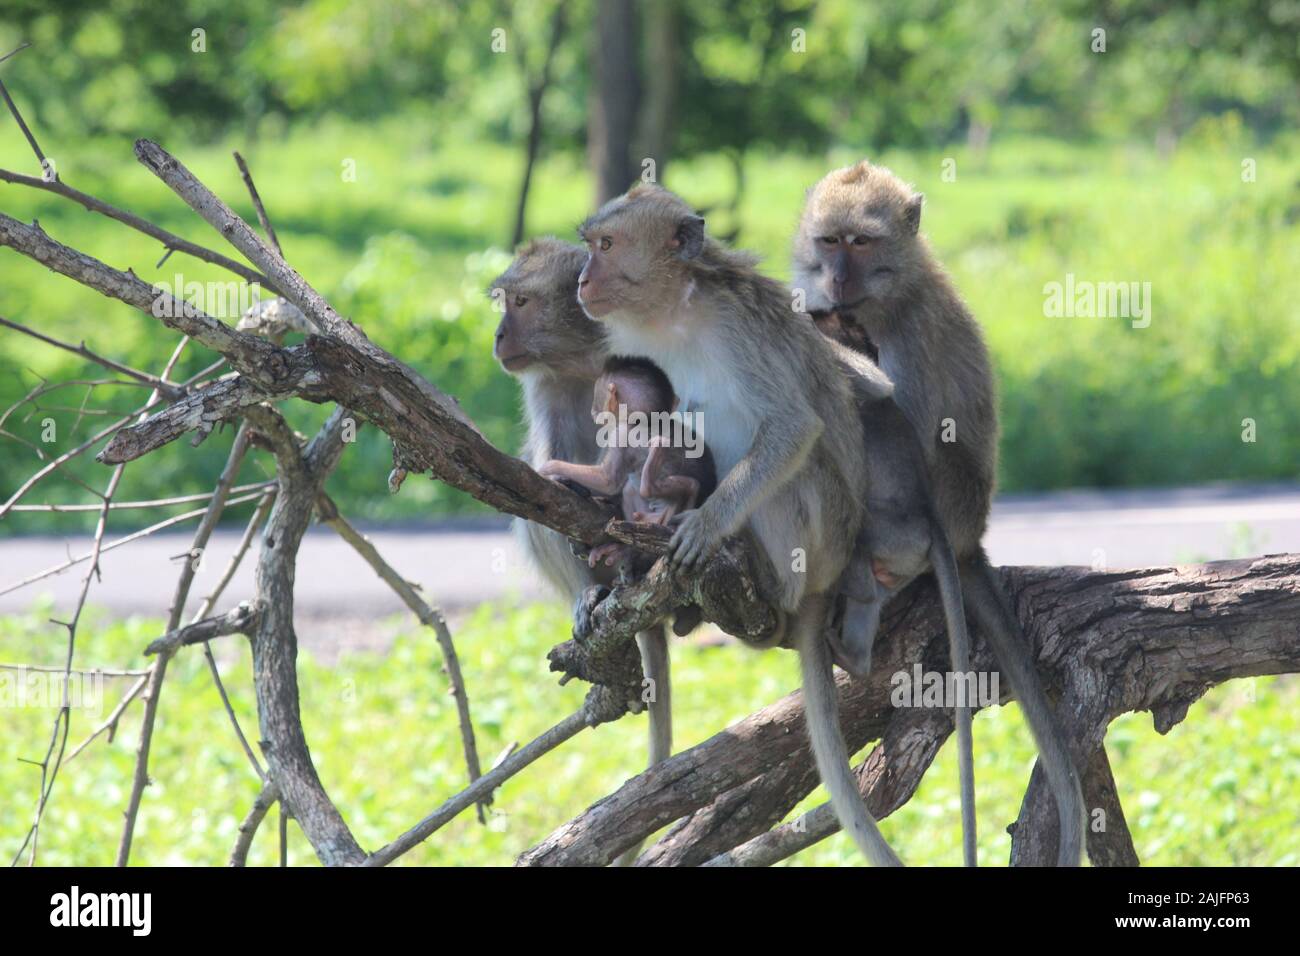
706 411 824 537
670 409 825 572
638 438 699 506
539 454 624 497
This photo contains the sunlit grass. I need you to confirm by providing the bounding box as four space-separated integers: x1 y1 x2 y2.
2 601 1295 866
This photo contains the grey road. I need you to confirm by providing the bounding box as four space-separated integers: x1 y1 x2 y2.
2 482 1297 649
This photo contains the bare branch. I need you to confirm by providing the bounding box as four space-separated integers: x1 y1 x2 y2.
133 139 475 432
96 375 277 464
0 314 183 398
143 602 260 656
0 59 53 180
317 492 486 820
232 151 283 256
9 480 274 512
0 168 281 293
230 782 280 866
522 556 1300 866
0 490 267 598
364 711 589 867
0 212 284 383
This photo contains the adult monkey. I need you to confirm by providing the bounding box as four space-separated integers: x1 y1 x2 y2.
792 160 1085 866
489 239 674 866
576 184 904 866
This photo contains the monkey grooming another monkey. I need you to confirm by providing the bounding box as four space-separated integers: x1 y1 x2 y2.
540 355 716 571
576 184 904 867
793 160 1085 866
490 241 677 866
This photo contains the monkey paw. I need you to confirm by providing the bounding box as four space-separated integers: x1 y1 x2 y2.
667 508 721 573
573 584 612 641
588 542 627 568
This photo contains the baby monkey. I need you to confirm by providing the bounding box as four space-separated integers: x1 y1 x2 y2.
541 356 716 571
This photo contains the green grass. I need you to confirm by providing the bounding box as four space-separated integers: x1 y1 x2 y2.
2 115 1298 535
2 600 1295 866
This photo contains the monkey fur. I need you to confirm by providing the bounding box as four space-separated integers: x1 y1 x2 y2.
794 160 1085 866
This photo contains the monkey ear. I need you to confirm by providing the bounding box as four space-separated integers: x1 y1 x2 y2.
904 194 924 235
673 215 706 259
605 381 620 412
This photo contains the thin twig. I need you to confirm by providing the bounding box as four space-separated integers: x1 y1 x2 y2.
229 782 279 866
0 168 282 293
190 489 277 781
0 490 266 598
117 420 252 865
364 710 589 867
0 357 228 520
65 675 148 763
0 315 184 398
9 480 274 512
317 493 487 821
0 72 52 180
11 337 193 865
0 663 150 678
232 152 283 257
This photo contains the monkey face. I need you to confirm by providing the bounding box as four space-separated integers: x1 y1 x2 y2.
492 292 543 372
793 162 924 312
577 186 705 322
489 240 606 378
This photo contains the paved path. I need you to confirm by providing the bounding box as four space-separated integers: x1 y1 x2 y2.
2 483 1297 627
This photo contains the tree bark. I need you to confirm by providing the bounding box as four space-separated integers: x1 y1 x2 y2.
519 556 1300 866
588 0 640 204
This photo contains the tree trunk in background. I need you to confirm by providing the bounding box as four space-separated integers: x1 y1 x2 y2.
512 3 570 248
634 0 678 185
588 0 640 205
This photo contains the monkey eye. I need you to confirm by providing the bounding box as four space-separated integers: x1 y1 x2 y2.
600 236 613 252
514 295 528 308
852 235 874 246
818 236 839 245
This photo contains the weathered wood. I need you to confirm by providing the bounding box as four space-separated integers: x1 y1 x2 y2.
520 556 1300 866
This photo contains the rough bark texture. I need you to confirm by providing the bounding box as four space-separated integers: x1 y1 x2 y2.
520 556 1300 866
245 406 365 866
6 135 1296 867
588 0 640 204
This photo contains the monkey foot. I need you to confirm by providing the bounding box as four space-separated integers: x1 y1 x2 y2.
871 559 902 590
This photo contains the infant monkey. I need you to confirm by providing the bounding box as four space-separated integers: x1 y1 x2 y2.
540 356 716 569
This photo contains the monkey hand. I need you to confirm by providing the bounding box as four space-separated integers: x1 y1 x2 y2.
572 584 611 641
667 506 723 573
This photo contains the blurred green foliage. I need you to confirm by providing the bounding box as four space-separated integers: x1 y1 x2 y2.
0 2 1297 533
1 120 1296 531
3 602 1296 865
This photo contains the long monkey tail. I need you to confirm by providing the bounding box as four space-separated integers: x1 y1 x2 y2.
797 593 904 867
960 550 1085 866
612 624 673 867
929 530 978 867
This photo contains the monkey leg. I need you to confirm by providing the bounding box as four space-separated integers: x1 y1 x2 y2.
539 458 623 497
588 541 628 568
830 545 888 677
613 624 673 866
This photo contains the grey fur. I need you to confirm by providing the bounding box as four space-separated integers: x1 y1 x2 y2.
794 161 1084 866
491 239 675 869
578 184 903 866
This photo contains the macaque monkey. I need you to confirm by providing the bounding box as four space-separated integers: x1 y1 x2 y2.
490 241 677 866
540 356 716 570
793 160 1086 866
576 184 905 867
833 391 977 866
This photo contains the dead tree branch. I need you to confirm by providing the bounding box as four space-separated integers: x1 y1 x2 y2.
520 555 1300 866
